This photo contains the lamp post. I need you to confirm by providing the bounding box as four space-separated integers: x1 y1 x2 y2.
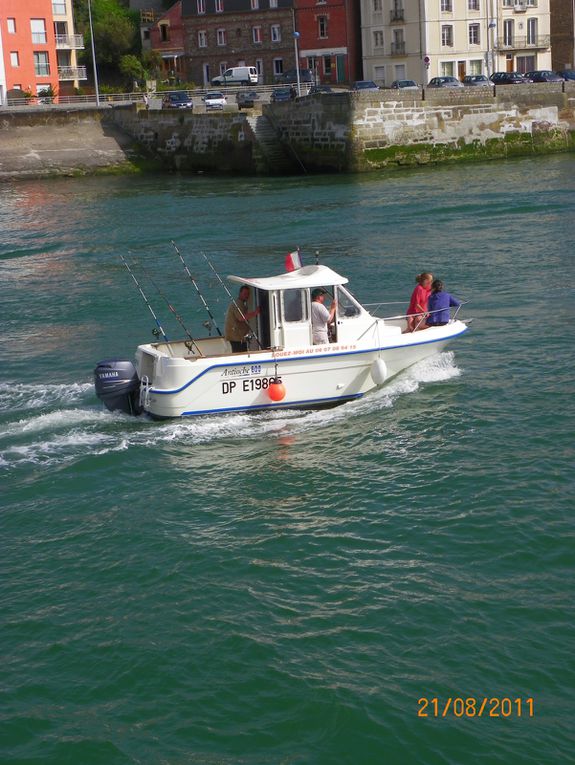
487 20 496 79
293 31 301 97
87 0 100 106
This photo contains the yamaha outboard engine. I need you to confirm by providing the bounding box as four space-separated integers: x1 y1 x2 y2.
94 359 142 416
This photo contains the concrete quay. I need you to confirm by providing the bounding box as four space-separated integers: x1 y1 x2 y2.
1 83 574 180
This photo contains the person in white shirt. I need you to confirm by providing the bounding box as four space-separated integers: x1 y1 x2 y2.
311 288 336 345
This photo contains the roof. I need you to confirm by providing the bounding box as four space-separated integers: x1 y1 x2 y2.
227 265 349 292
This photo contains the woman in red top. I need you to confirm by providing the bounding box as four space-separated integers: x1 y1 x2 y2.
404 272 433 333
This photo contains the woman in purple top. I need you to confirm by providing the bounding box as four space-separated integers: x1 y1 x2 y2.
425 280 461 327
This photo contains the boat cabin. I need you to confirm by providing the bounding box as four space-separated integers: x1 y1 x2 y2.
229 264 371 351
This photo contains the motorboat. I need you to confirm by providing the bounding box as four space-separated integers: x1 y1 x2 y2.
94 263 468 418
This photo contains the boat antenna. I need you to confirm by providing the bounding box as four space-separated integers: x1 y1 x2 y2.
200 250 263 350
315 249 320 265
120 254 169 343
131 255 204 357
171 240 222 337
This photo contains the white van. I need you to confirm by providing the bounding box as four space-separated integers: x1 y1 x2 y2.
211 66 258 86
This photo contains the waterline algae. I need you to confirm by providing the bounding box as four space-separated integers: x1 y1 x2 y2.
1 156 573 764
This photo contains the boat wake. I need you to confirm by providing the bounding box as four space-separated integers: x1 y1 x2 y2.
1 353 460 472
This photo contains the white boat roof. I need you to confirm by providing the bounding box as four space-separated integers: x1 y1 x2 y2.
227 264 349 292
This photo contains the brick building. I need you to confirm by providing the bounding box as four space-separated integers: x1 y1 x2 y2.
550 0 575 69
181 0 296 86
0 0 85 103
148 0 188 81
294 0 361 84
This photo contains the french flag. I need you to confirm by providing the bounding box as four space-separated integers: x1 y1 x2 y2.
285 249 302 272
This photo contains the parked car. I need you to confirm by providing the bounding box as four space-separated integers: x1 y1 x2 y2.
462 74 490 86
275 68 314 85
557 69 575 81
236 90 259 110
270 86 294 103
390 79 419 90
525 70 564 83
490 71 531 85
427 76 464 88
162 91 194 109
308 85 333 94
351 80 379 91
203 91 227 110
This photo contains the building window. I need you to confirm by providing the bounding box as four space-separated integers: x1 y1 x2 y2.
7 18 16 33
469 23 480 45
198 30 207 47
30 19 47 44
252 26 261 43
271 24 281 42
216 0 224 11
441 25 453 47
323 55 332 75
216 28 226 46
318 16 328 38
441 0 453 11
503 19 513 46
527 18 537 45
517 54 535 72
34 51 50 76
52 2 66 15
10 51 20 67
197 0 205 14
373 30 383 47
159 23 170 42
251 0 259 9
373 0 383 10
270 0 278 7
374 65 386 84
502 0 513 5
256 58 263 77
273 58 283 75
469 59 482 74
468 0 479 9
440 61 454 76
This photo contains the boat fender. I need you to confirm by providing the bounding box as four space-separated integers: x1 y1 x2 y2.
371 358 387 386
268 377 286 402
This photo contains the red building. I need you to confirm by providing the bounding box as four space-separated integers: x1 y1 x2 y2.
1 0 58 97
147 0 188 82
294 0 361 84
0 0 85 103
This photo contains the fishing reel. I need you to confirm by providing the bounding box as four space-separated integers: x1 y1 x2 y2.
152 327 162 338
202 320 213 336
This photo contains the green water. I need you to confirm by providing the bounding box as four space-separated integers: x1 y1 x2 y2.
1 157 573 764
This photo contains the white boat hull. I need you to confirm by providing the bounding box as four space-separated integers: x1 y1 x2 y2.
136 321 467 418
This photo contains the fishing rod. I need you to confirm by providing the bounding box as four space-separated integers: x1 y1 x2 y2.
131 255 204 357
120 253 169 343
170 240 222 337
199 250 263 350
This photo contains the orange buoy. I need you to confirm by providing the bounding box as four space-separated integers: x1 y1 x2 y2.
268 379 286 401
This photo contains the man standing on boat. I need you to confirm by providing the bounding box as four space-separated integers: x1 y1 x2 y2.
225 285 260 353
311 288 336 345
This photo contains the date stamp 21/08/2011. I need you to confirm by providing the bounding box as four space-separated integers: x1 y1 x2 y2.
418 697 534 718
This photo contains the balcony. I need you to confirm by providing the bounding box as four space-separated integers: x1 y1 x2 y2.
390 42 406 56
390 9 405 22
497 35 550 50
55 34 84 49
58 65 87 80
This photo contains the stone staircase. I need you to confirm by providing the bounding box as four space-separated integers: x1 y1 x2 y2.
245 114 301 174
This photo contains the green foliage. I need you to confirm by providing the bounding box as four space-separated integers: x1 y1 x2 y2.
120 54 146 83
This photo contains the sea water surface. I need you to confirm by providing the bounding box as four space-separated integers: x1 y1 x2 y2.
1 157 574 765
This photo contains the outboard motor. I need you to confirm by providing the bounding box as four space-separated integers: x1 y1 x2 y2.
94 359 142 415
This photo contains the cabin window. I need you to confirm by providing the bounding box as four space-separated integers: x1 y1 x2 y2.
281 289 308 323
336 286 361 318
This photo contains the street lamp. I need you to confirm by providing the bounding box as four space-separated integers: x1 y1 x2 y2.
487 20 496 79
87 0 100 106
293 31 301 97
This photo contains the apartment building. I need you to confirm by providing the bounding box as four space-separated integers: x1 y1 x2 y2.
361 0 551 86
0 22 6 104
0 0 85 102
180 0 295 86
295 0 362 84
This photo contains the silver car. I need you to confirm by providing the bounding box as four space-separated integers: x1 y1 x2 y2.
203 91 227 111
427 76 464 88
